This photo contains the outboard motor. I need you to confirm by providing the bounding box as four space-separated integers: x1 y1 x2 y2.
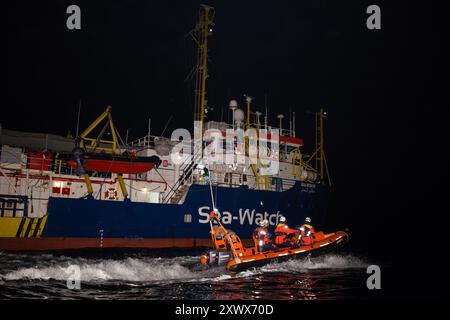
201 250 232 266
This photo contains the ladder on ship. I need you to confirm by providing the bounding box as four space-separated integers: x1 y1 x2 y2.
162 146 203 204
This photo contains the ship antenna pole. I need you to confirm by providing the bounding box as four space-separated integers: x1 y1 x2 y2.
147 118 151 147
264 94 268 130
76 99 82 138
293 111 296 137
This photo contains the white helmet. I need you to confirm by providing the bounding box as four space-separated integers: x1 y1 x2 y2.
305 217 311 223
279 216 286 223
258 219 269 227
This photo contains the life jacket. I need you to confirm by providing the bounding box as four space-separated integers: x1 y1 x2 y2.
299 224 315 237
253 227 270 247
299 224 315 245
274 223 297 244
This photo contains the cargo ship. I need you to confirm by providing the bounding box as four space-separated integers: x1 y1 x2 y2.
0 5 331 252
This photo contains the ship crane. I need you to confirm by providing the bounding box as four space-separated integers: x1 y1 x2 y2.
69 106 161 200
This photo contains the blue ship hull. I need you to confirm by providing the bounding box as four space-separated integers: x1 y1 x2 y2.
0 182 329 251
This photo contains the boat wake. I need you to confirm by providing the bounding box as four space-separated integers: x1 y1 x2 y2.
261 254 368 273
2 255 201 283
0 253 368 283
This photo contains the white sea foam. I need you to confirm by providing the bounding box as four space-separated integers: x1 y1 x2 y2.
2 257 199 282
260 254 369 273
1 254 369 283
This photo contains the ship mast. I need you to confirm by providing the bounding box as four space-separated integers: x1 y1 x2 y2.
191 5 215 149
315 109 331 187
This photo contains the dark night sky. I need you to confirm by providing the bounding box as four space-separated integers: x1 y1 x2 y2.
4 0 447 288
5 1 438 137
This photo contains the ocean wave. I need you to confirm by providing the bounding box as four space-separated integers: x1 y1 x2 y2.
1 253 369 283
260 254 369 273
2 256 201 282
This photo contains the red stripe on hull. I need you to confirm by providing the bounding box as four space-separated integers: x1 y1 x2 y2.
0 238 254 252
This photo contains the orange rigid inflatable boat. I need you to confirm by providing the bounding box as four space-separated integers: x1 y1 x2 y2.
200 211 350 273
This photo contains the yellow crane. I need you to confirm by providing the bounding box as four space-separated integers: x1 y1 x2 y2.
76 106 129 199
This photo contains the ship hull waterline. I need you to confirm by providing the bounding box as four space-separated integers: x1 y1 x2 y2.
0 182 329 252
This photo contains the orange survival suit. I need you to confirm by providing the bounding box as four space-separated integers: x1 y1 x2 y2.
299 223 315 245
274 223 298 246
253 227 272 252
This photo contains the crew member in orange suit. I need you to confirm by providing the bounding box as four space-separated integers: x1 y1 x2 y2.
253 219 272 252
274 215 298 247
298 217 316 245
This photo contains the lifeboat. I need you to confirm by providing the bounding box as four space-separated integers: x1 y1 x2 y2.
67 152 162 174
200 211 349 273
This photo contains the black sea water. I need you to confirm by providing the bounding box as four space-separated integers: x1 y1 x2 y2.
0 249 382 300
